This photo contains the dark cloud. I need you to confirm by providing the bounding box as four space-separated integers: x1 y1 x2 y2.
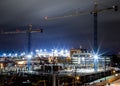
0 0 120 53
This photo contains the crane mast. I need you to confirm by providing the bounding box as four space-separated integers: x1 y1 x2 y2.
1 24 43 53
93 2 98 54
45 2 118 71
0 24 43 71
28 24 32 53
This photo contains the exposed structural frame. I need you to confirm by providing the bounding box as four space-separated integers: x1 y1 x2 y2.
0 24 43 71
45 2 118 71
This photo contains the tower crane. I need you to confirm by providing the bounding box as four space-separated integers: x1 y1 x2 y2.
0 24 43 71
1 24 43 53
45 2 118 71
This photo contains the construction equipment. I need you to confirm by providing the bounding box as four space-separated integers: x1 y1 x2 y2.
0 24 43 71
45 2 117 53
45 2 118 71
35 80 46 86
1 24 43 53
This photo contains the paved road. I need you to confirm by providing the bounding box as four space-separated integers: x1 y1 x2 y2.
90 74 120 86
110 79 120 86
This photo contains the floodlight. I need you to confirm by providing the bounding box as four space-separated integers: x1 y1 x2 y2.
26 54 32 59
3 53 6 57
35 49 39 52
94 54 98 59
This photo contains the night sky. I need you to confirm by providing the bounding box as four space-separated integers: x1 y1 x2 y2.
0 0 120 54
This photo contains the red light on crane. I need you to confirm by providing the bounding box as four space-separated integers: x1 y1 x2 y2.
44 16 48 20
16 29 21 32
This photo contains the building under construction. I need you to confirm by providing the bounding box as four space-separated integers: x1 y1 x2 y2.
70 48 111 72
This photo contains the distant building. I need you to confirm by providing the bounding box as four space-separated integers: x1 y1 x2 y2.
70 48 87 57
71 48 111 70
0 57 15 69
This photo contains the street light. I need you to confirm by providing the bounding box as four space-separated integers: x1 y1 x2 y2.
35 49 39 53
75 76 80 81
74 75 80 86
74 66 79 86
2 53 6 57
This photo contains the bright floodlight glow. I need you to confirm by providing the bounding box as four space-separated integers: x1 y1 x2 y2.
35 49 39 52
82 57 85 61
20 53 23 56
3 53 6 57
20 52 25 56
76 76 80 80
8 53 12 57
40 49 42 52
31 52 33 55
17 61 25 65
60 50 64 55
54 49 58 53
115 74 118 76
26 54 32 59
78 58 80 64
51 49 53 52
44 49 47 52
54 49 58 56
15 53 17 56
94 54 98 59
65 49 68 53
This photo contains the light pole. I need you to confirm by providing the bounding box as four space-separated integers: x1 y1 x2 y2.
1 24 43 72
93 54 99 72
74 66 79 86
26 54 32 71
74 65 76 86
104 56 107 81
